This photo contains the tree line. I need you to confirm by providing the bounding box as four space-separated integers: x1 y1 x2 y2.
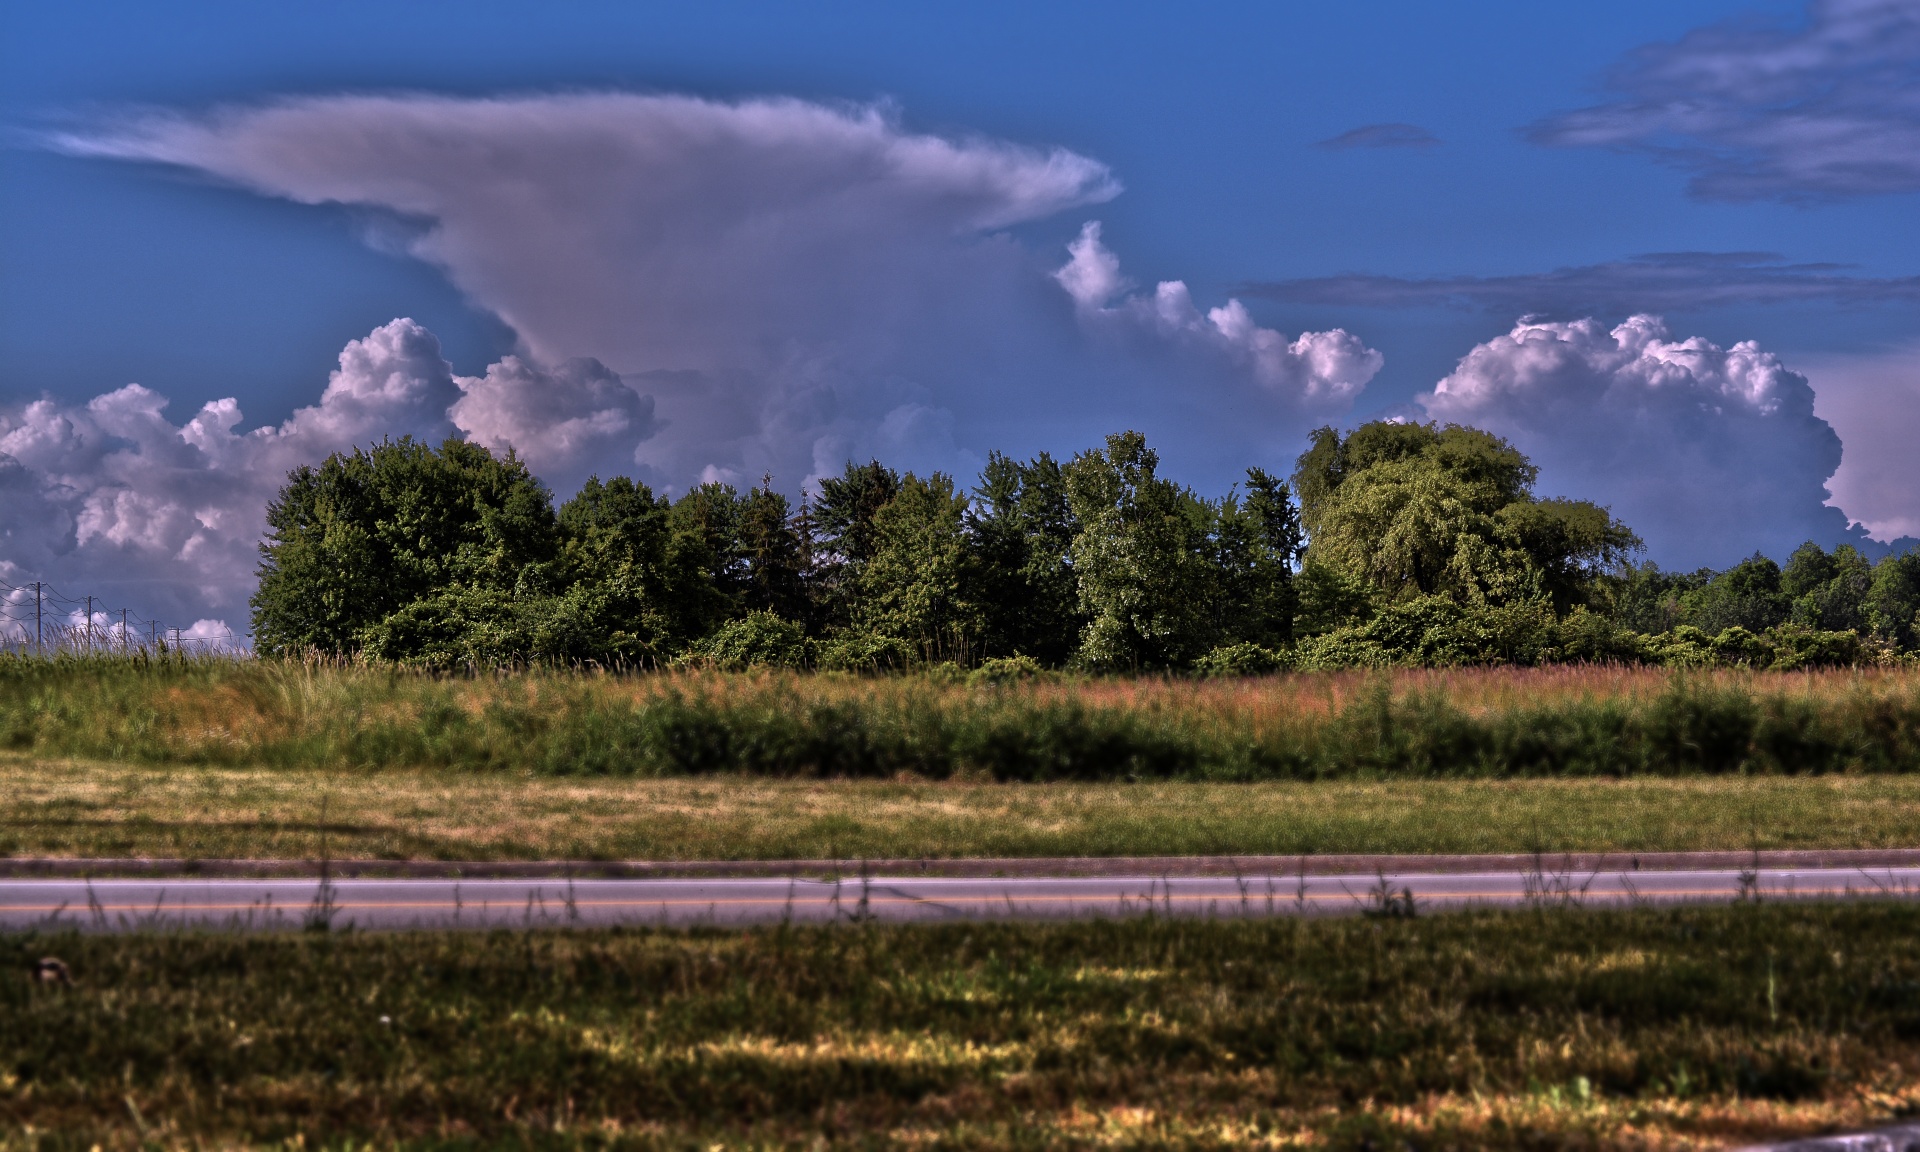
250 423 1920 671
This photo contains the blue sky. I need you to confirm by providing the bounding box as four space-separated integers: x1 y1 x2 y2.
3 0 1918 634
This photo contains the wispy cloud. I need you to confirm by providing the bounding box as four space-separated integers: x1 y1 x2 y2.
1316 123 1439 150
1527 0 1920 202
1242 251 1920 316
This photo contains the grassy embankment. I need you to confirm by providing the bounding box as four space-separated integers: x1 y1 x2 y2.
2 659 1918 861
7 904 1920 1149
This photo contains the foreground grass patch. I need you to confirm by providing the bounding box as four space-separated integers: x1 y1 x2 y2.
3 660 1920 780
8 763 1920 860
7 904 1920 1148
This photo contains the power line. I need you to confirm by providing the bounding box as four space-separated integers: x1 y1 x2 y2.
0 573 246 659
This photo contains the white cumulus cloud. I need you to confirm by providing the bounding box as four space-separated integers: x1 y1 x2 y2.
0 318 656 637
451 355 658 496
1055 221 1382 410
1418 315 1870 568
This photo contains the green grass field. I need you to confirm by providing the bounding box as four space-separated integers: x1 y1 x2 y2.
7 904 1920 1149
7 759 1920 861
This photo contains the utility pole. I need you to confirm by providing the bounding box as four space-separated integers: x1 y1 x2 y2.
84 595 93 652
33 582 42 656
120 609 129 652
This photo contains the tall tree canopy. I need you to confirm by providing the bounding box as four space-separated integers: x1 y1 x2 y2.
1293 421 1640 610
249 428 1917 670
252 438 556 655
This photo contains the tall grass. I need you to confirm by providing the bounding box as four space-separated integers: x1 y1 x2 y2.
3 655 1918 778
7 904 1920 1148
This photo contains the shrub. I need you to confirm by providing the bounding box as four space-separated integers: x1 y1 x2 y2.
687 612 811 671
814 630 914 673
1765 624 1865 670
967 653 1048 685
1193 642 1286 677
1549 607 1649 664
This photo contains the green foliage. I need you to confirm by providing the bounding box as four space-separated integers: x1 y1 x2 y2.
1065 431 1220 669
1294 421 1637 609
1685 554 1792 634
1061 432 1299 669
242 426 1911 672
735 481 809 620
355 586 594 668
1867 547 1920 650
1595 562 1706 634
1204 466 1303 649
969 451 1082 665
688 611 811 671
811 459 900 574
1292 556 1377 638
1296 595 1562 669
858 472 981 661
251 437 557 655
1193 641 1286 676
813 630 915 673
966 653 1048 685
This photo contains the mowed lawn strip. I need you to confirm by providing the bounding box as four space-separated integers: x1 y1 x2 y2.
6 759 1920 861
8 904 1920 1149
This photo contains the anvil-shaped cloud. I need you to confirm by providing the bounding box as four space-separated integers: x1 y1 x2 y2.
14 93 1383 635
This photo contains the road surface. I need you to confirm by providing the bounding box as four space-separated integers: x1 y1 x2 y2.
2 863 1917 932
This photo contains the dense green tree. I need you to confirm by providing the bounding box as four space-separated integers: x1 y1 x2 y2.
551 476 695 660
969 451 1081 664
810 460 902 627
1782 542 1873 634
252 421 1912 673
813 461 900 573
1595 563 1708 635
667 482 747 633
1867 548 1920 649
252 438 557 656
1683 554 1791 635
1065 432 1218 669
1497 498 1644 613
661 480 809 628
858 472 981 660
1206 467 1304 649
1293 558 1376 638
1294 421 1637 608
736 480 809 621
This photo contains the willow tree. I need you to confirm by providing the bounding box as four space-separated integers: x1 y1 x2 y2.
1292 421 1638 611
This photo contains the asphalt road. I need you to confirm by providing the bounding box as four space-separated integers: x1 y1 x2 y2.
3 864 1918 932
